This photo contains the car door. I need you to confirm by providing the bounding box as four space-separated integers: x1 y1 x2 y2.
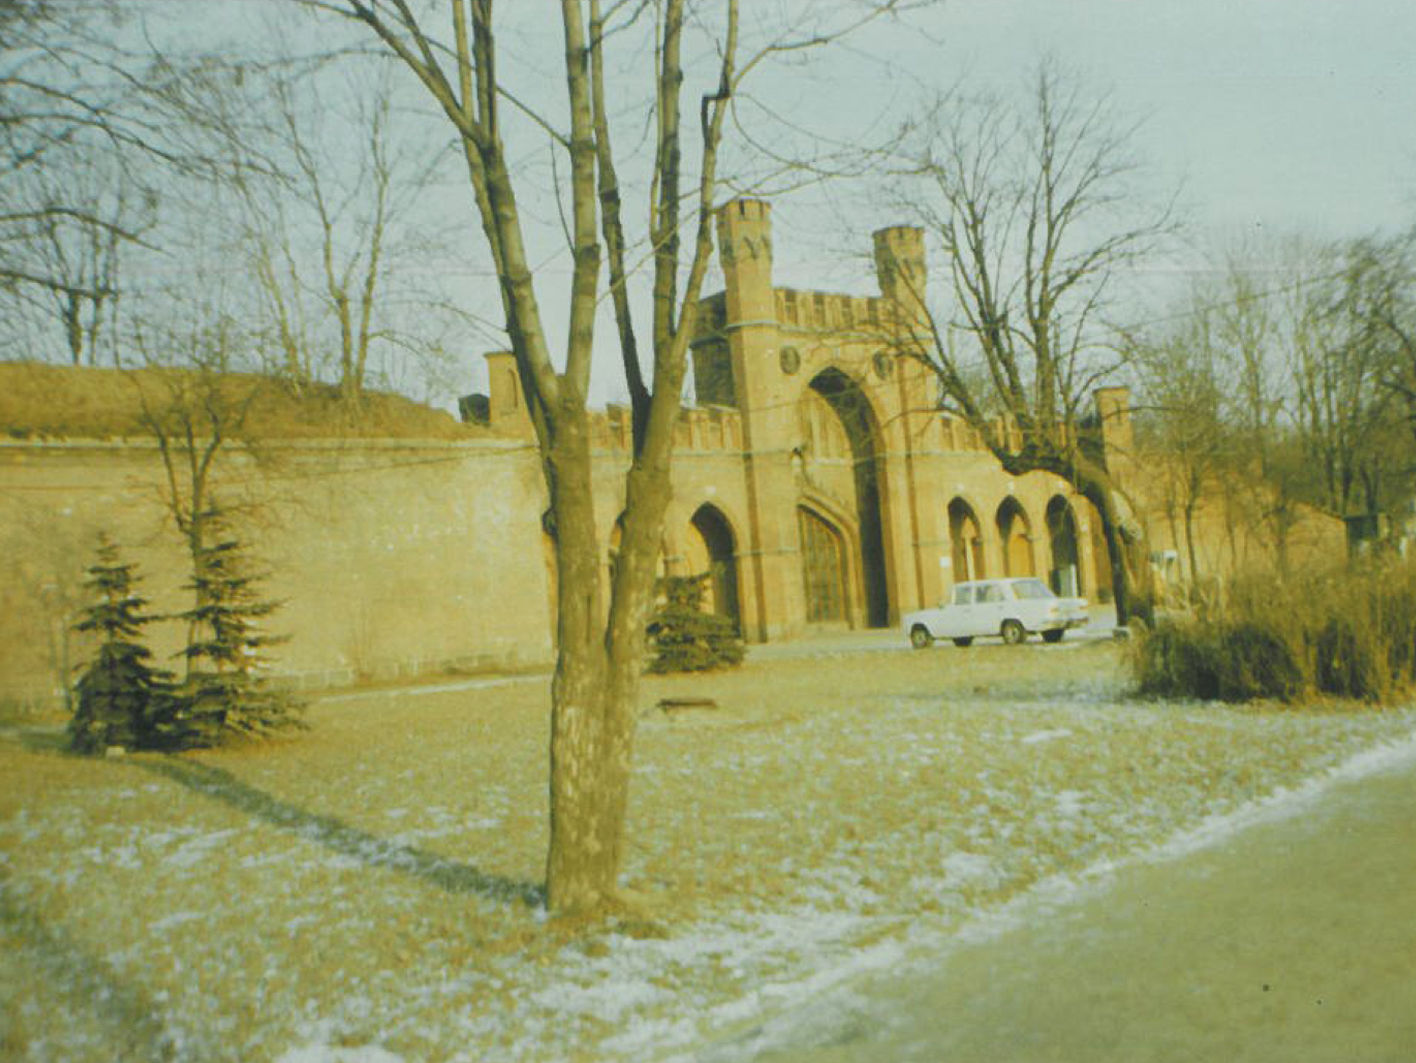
974 581 1006 636
937 584 974 638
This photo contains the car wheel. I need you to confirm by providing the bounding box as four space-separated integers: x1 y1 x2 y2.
1000 619 1026 645
1041 629 1065 644
952 637 974 648
909 625 934 650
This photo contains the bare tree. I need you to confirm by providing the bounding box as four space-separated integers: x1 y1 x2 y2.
1319 234 1416 516
887 62 1173 623
1289 240 1409 521
0 1 159 361
227 66 453 402
304 0 902 913
1130 305 1228 600
142 26 479 404
130 313 264 667
1373 239 1416 439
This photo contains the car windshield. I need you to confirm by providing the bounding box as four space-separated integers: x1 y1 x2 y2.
1010 578 1054 600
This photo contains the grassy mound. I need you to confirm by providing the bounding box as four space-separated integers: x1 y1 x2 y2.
0 362 479 441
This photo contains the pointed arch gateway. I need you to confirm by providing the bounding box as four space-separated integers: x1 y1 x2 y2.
799 368 891 627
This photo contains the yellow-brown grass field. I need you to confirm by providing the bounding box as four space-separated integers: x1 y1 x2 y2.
3 639 1413 1061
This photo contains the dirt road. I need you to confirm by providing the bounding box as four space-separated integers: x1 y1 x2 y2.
727 739 1416 1063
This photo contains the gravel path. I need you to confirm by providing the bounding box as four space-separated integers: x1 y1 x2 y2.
725 735 1416 1063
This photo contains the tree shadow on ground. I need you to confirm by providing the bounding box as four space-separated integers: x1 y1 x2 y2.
0 882 176 1061
133 757 544 909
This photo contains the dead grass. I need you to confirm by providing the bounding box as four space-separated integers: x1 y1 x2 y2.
2 642 1413 1061
0 362 479 441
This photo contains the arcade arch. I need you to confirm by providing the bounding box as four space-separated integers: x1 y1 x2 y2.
996 497 1035 577
685 503 741 627
948 497 985 582
1046 495 1083 596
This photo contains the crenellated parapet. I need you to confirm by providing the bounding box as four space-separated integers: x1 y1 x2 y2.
586 402 743 455
479 350 744 455
773 288 893 336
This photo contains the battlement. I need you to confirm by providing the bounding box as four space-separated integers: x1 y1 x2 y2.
722 197 771 225
775 287 892 335
717 198 773 270
873 225 925 262
692 286 898 341
481 351 743 454
592 402 743 454
1093 386 1134 458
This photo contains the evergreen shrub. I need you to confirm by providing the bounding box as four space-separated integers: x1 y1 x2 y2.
646 574 745 674
68 538 179 753
173 503 304 746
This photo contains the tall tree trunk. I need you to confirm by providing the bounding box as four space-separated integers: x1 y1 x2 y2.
1083 479 1135 625
543 409 679 911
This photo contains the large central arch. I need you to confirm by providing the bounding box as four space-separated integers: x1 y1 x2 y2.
804 368 890 627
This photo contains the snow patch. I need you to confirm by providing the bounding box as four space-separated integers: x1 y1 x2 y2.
274 1045 404 1063
166 828 239 869
941 850 996 885
151 911 203 933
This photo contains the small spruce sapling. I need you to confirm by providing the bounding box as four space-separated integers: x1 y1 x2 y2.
69 537 176 753
646 574 745 673
175 501 303 745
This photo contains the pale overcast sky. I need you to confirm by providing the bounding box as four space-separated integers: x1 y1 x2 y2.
917 0 1414 237
758 0 1416 286
187 1 1416 401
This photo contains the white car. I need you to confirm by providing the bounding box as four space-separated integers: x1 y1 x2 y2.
904 577 1089 648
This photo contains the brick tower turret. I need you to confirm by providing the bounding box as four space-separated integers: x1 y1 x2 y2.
712 198 807 640
717 199 775 330
873 225 927 326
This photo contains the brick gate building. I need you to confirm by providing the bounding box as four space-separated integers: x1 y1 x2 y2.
486 198 1113 643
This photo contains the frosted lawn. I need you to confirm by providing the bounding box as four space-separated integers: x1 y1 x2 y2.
2 641 1413 1062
